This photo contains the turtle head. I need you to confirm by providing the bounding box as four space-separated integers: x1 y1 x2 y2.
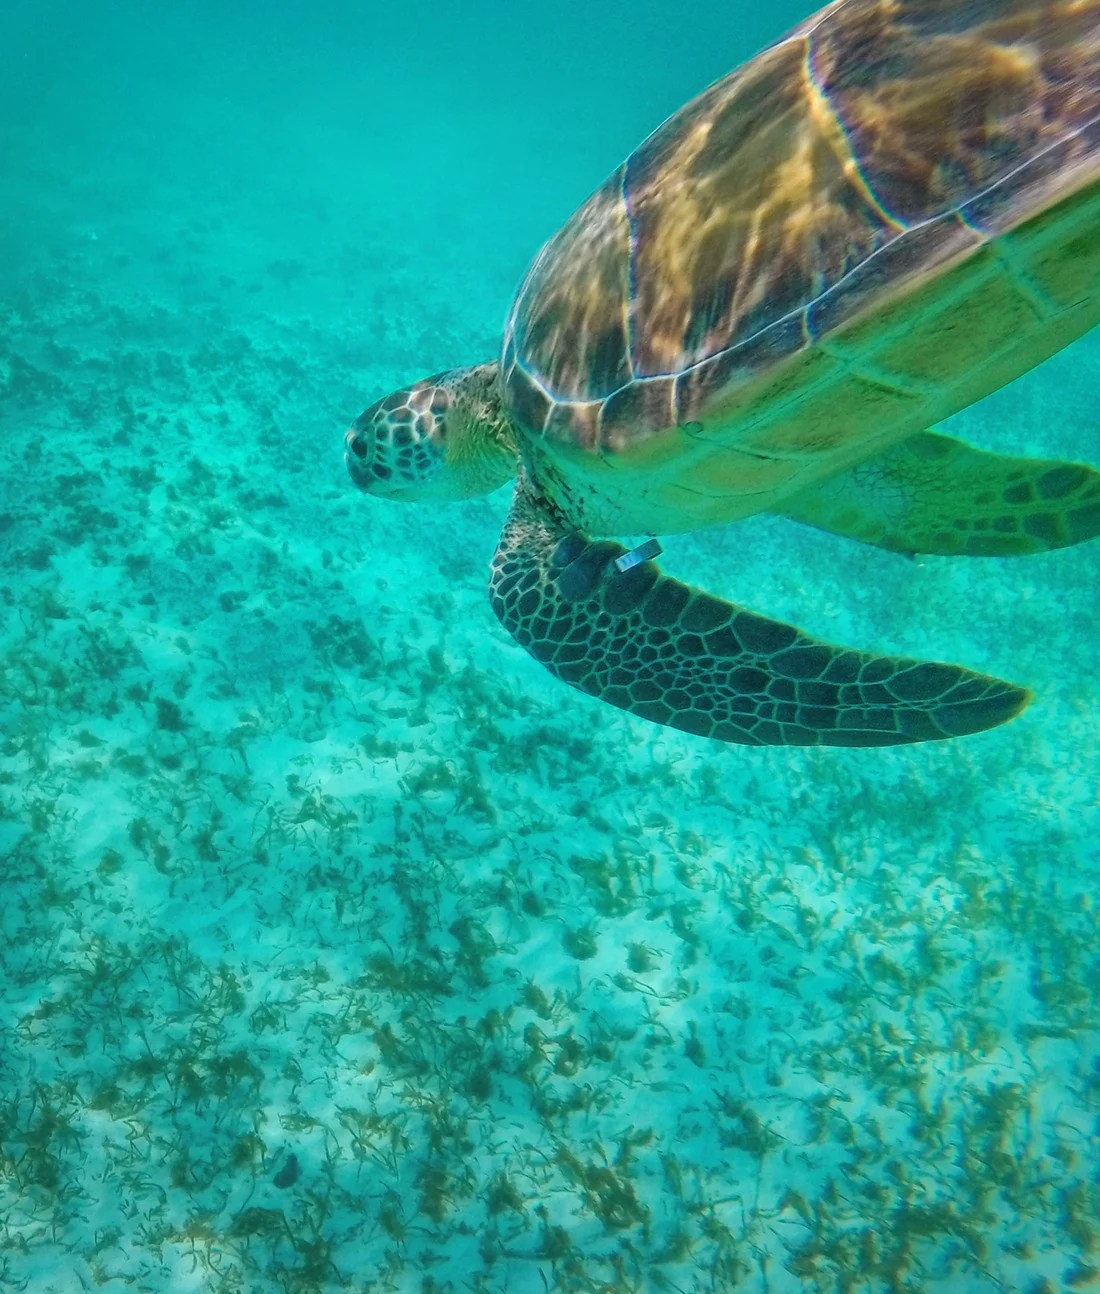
346 362 517 502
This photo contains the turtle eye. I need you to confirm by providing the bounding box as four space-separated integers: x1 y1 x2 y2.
345 380 449 498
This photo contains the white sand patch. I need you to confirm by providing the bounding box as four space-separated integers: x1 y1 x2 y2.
1 21 1099 1291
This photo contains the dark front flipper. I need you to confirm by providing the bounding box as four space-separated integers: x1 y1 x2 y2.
489 480 1030 747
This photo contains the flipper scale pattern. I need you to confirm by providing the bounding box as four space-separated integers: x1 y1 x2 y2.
490 479 1030 747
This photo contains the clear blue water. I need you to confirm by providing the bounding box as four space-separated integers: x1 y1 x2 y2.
1 2 1098 1291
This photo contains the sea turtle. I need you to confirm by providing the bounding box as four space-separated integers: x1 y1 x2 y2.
346 0 1100 747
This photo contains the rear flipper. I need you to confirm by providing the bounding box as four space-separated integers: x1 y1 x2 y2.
777 430 1100 556
490 477 1029 748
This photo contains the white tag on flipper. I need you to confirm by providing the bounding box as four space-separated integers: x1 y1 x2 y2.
614 537 663 573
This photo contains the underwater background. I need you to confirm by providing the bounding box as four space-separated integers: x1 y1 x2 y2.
1 1 1098 1290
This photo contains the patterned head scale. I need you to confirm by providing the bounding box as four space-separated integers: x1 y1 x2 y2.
346 375 453 499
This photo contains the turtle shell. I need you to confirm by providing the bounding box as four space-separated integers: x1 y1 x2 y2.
502 0 1100 460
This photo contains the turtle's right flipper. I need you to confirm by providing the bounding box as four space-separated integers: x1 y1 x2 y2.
777 430 1100 556
490 478 1029 748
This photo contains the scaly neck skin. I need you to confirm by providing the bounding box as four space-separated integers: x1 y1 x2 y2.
450 362 589 534
445 361 522 497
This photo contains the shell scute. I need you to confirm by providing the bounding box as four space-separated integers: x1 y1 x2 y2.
503 360 551 436
600 379 677 452
505 169 631 404
805 211 977 341
623 34 898 383
504 0 1100 460
812 0 1100 228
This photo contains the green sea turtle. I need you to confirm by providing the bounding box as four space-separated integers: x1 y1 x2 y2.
347 0 1100 747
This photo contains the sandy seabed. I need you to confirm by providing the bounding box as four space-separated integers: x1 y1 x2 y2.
2 104 1100 1294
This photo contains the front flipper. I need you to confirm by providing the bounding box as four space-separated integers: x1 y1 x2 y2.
777 430 1100 557
489 478 1029 748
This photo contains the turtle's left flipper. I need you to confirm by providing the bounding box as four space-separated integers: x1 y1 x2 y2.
490 477 1029 748
777 430 1100 557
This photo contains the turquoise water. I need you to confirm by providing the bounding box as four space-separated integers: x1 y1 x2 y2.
1 1 1098 1290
